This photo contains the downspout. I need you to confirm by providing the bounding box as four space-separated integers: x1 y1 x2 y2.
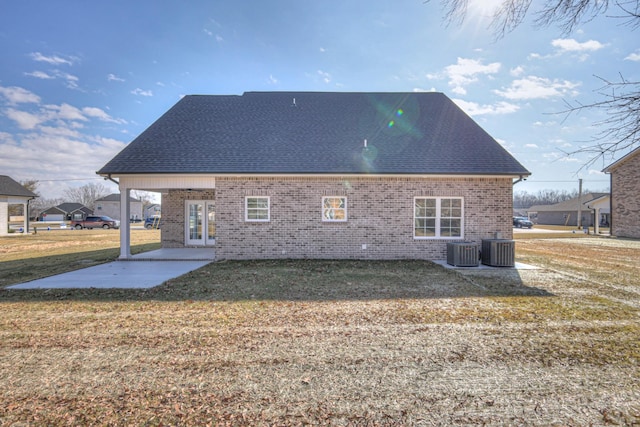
512 175 526 186
104 174 119 186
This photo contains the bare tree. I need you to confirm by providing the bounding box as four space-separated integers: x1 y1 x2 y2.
19 179 39 195
63 182 110 209
431 0 639 37
427 0 640 168
560 75 640 169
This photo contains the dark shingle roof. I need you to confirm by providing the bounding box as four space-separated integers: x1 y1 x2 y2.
0 175 37 198
98 92 530 176
49 203 90 214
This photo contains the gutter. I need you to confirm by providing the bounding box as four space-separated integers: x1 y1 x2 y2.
104 174 119 186
513 175 527 186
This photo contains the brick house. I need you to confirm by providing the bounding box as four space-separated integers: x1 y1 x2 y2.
97 92 531 260
604 146 640 238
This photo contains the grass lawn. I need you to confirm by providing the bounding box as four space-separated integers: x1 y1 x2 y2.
0 231 639 425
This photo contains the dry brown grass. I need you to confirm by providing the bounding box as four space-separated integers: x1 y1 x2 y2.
0 229 160 287
1 233 639 425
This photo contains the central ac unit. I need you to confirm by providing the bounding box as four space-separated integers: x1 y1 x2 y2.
447 242 479 267
481 239 515 267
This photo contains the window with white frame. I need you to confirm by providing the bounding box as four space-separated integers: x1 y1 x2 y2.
414 197 463 238
322 196 347 222
245 196 270 222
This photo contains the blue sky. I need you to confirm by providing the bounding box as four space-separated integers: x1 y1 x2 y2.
1 0 638 200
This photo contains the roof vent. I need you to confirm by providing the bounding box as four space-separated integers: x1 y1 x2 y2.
291 97 297 107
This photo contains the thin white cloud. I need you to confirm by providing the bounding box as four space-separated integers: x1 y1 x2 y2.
57 72 80 90
551 38 605 52
624 52 640 61
510 66 524 77
82 107 127 124
131 88 153 97
24 71 54 79
443 58 501 95
452 99 520 116
0 86 41 104
107 73 125 82
317 70 331 84
29 52 75 66
0 87 128 199
4 108 43 129
44 103 87 122
495 76 580 100
525 143 539 148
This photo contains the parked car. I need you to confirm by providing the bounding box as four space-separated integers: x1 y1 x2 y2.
144 216 162 229
71 216 120 230
513 216 533 228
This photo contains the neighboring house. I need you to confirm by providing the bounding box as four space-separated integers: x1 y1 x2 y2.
97 92 531 260
604 147 640 238
145 203 162 219
0 175 37 235
94 193 143 222
39 203 92 222
528 193 610 228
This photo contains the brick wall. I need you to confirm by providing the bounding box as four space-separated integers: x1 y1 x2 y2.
176 176 513 260
162 190 215 248
611 156 640 238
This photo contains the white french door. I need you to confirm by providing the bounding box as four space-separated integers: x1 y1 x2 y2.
185 200 215 246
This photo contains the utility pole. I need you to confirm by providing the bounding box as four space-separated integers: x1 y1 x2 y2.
577 178 583 229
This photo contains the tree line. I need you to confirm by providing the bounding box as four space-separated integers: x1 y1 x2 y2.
513 188 608 209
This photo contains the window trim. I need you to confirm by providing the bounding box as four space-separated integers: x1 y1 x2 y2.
322 196 348 222
245 196 270 222
413 196 464 239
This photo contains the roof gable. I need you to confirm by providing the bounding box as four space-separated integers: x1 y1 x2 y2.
98 92 530 177
55 203 90 214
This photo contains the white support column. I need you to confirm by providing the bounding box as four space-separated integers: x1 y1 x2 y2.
23 202 29 233
0 198 8 236
594 208 600 235
119 187 132 259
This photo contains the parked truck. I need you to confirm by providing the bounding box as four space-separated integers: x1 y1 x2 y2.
70 215 120 230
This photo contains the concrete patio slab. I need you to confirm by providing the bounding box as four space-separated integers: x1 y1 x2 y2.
129 248 215 261
7 254 213 290
433 260 540 270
